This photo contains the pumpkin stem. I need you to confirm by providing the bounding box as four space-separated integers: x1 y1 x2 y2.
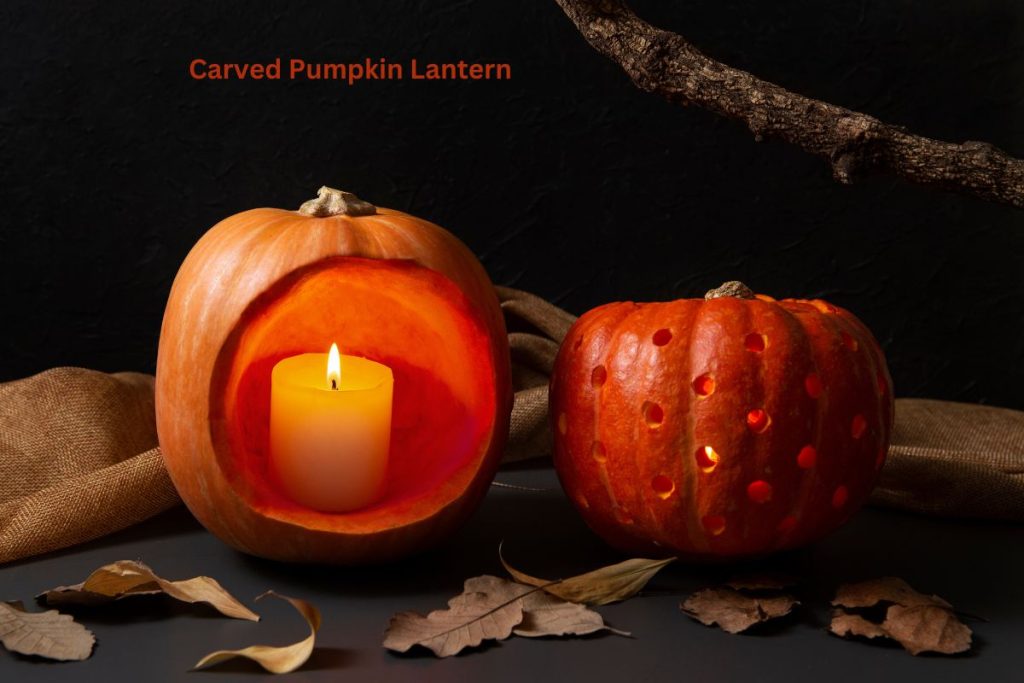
705 281 756 300
298 186 377 217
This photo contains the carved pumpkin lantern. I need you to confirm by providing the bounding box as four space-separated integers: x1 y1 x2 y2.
156 187 512 564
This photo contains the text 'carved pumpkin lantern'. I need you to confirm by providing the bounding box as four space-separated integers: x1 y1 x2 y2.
156 187 512 564
550 281 894 561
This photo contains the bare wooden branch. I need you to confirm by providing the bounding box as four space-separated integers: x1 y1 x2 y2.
556 0 1024 208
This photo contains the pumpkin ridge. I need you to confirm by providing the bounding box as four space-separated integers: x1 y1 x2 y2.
773 302 822 550
673 299 705 553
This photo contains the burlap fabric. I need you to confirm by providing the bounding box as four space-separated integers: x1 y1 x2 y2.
2 288 1022 565
0 369 178 565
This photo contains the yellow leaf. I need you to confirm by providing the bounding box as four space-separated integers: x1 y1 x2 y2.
193 592 320 674
501 545 674 605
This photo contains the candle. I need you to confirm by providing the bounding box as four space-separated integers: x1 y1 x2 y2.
270 343 393 512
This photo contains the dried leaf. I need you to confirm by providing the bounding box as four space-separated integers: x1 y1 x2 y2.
40 560 258 621
0 601 95 661
829 609 888 641
883 604 972 656
384 575 532 657
384 575 627 657
829 578 972 655
193 592 319 674
681 587 798 634
514 590 628 639
832 576 950 610
501 547 675 606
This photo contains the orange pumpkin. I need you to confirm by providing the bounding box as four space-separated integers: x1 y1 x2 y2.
156 187 512 563
550 281 893 560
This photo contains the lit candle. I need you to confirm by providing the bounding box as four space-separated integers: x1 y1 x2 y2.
270 343 393 512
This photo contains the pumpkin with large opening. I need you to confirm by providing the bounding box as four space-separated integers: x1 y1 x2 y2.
156 187 512 564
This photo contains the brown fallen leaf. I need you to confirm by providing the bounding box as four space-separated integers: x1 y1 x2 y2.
514 589 628 639
384 575 533 657
829 577 972 655
681 587 798 634
0 601 95 661
39 560 258 621
193 592 319 674
829 609 888 641
384 575 626 657
832 576 950 610
501 546 675 606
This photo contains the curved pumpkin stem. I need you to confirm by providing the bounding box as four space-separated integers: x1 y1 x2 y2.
705 281 755 300
298 186 377 217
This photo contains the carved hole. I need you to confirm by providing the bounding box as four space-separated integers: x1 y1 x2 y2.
693 374 715 397
744 333 766 353
592 441 607 463
696 445 720 473
841 331 859 351
702 514 726 536
747 480 773 504
643 401 664 428
746 408 771 433
573 335 584 350
591 365 607 388
652 328 672 346
832 485 849 509
851 414 867 439
613 507 634 525
557 413 567 436
797 445 817 469
804 373 823 399
576 493 590 510
651 475 675 499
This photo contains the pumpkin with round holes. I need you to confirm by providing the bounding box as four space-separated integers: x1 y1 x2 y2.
156 187 512 564
550 281 893 560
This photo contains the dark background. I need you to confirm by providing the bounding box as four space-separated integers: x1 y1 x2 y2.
2 0 1022 406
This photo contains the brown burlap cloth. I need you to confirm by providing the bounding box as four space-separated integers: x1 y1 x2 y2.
2 287 1022 565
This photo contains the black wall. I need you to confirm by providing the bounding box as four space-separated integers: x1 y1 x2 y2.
2 1 1023 407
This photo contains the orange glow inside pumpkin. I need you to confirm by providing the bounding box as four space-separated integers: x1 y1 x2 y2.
209 256 497 533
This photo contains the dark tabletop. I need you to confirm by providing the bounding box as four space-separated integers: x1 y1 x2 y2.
1 463 1021 683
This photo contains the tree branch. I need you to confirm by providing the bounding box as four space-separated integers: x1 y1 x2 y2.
556 0 1024 208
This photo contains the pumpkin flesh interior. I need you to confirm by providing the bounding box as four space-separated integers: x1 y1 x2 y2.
211 257 496 534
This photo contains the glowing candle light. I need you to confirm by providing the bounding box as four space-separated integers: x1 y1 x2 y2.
270 342 393 512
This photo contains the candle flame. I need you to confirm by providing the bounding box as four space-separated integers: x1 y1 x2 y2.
327 343 341 390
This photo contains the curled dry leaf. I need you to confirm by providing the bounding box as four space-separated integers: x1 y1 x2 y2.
193 592 320 674
829 577 971 655
39 559 258 621
681 587 798 634
384 575 623 658
501 546 675 606
0 601 95 661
